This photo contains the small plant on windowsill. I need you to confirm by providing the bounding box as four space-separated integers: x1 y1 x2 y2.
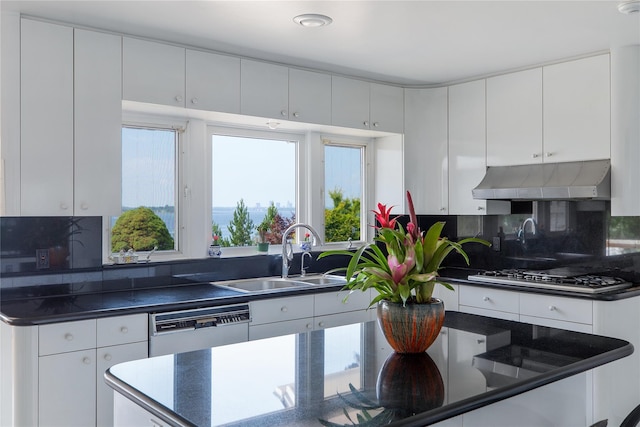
256 223 271 253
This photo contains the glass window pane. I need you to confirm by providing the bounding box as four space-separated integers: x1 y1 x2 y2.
324 145 362 242
211 135 296 247
111 126 177 252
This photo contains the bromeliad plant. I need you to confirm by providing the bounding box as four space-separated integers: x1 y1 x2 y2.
319 191 490 307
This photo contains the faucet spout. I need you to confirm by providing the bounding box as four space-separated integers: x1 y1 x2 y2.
281 223 323 278
518 217 537 245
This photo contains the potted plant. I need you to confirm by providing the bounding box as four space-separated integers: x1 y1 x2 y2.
256 223 270 253
319 191 490 353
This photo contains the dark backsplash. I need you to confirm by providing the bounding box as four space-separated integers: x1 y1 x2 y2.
3 202 640 286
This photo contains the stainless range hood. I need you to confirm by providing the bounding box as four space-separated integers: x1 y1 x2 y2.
472 159 611 200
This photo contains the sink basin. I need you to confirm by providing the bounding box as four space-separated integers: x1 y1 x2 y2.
297 275 347 286
212 278 307 293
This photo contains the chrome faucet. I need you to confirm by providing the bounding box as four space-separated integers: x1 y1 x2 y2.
281 223 322 278
518 217 537 245
300 251 312 278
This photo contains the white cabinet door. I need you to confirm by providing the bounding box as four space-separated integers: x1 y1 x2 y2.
96 313 148 347
370 82 404 133
39 319 96 356
20 19 74 215
96 341 148 427
240 59 289 119
186 49 240 113
314 289 371 316
74 29 122 216
315 311 370 330
250 295 315 325
288 68 331 125
39 349 97 427
122 37 185 107
543 54 611 163
449 80 510 215
486 68 543 166
404 87 448 214
332 76 370 129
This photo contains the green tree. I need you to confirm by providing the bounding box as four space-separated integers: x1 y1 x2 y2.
227 199 254 246
211 222 231 247
111 207 174 251
325 189 360 242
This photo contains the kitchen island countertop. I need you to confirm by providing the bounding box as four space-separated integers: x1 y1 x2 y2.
105 311 633 427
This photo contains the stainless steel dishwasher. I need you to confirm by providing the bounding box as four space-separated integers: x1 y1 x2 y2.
149 303 251 357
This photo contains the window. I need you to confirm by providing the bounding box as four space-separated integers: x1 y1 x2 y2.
324 142 365 243
111 125 179 253
210 129 298 247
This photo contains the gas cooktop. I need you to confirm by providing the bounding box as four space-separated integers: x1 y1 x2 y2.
468 267 633 294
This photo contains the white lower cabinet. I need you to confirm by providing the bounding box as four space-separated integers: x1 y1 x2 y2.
39 349 97 427
458 286 519 321
519 293 593 333
249 290 372 340
33 314 148 427
113 393 166 427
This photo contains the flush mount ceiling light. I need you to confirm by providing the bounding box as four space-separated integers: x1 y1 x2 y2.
618 0 640 14
293 13 333 28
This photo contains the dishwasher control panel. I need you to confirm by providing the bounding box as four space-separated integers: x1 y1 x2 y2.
151 303 251 336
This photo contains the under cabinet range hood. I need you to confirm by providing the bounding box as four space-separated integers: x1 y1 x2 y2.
472 159 611 200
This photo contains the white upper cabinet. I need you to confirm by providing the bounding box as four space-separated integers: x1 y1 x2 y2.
288 68 331 125
449 80 510 215
20 19 74 215
74 29 122 216
186 49 240 113
122 37 186 107
486 68 543 166
370 83 404 133
611 46 640 216
240 59 289 119
404 87 448 214
543 54 611 163
332 76 370 129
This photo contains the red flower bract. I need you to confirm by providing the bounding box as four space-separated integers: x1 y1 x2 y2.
373 203 397 229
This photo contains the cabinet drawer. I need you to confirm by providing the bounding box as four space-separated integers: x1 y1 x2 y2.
520 293 593 325
459 286 519 314
250 295 315 325
39 319 96 356
315 289 371 316
249 318 314 341
315 311 370 330
97 313 148 347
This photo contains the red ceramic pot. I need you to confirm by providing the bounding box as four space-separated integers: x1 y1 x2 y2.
377 299 445 354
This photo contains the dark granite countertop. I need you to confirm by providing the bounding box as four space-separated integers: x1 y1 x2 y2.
105 311 633 427
2 267 640 326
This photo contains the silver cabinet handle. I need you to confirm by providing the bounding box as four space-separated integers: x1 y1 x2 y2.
293 112 300 118
120 326 129 334
175 95 183 103
65 333 74 341
280 306 288 312
82 357 91 365
191 98 198 105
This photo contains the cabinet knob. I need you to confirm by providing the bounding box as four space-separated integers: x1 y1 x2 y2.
175 95 183 103
64 333 74 341
281 110 287 117
318 321 325 328
548 305 557 311
60 203 69 211
440 207 446 212
82 357 91 365
477 339 486 344
363 121 369 127
483 296 490 302
120 326 129 334
477 206 485 211
545 152 553 157
532 153 540 158
373 122 379 127
80 202 88 210
191 98 198 105
306 323 313 329
440 330 447 336
293 112 300 118
280 306 288 312
104 354 112 362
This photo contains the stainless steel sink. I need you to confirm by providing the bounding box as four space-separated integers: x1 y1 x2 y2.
296 275 347 286
212 277 308 293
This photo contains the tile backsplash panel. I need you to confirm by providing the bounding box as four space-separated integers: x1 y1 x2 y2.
0 216 102 274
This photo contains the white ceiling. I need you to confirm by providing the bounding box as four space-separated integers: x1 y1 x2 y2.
3 1 639 86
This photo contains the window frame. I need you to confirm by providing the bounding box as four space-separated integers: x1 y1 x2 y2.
321 135 373 245
206 125 305 256
105 112 186 262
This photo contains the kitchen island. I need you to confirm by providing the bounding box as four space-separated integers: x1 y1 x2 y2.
106 311 632 427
